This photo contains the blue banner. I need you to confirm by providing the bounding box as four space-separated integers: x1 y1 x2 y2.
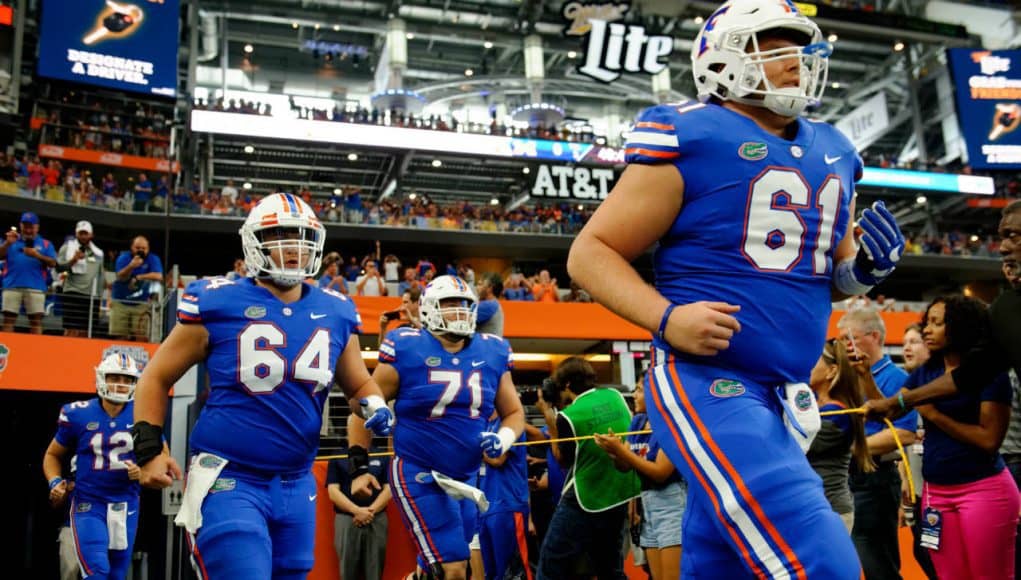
37 0 179 97
947 48 1021 170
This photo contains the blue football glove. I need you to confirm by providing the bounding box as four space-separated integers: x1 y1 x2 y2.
854 201 904 285
479 428 516 459
361 396 394 437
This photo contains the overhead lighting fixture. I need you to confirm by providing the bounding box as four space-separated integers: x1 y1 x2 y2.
243 182 253 190
522 167 530 174
490 198 500 205
406 32 415 40
347 153 358 161
916 195 927 204
464 68 474 77
333 24 340 31
693 16 704 24
243 145 255 154
314 23 320 30
333 188 342 195
577 204 584 211
827 33 838 43
831 81 841 89
970 234 980 242
483 41 493 49
431 159 442 167
567 50 577 59
243 44 254 54
893 41 905 52
409 193 417 200
291 22 299 29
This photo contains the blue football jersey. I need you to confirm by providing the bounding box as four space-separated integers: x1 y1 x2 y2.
479 417 529 514
625 101 860 385
381 329 512 480
179 277 361 473
54 398 138 503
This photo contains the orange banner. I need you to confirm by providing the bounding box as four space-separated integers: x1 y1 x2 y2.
351 297 922 345
38 144 180 173
0 332 156 393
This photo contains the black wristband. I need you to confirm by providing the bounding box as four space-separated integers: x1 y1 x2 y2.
131 421 164 467
348 445 369 477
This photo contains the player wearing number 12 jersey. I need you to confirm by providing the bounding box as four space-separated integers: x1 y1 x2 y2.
349 275 526 580
131 193 392 579
43 353 143 580
568 0 906 577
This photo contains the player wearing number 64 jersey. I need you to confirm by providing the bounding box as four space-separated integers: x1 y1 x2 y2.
131 193 392 579
349 275 526 580
568 0 906 577
43 353 143 580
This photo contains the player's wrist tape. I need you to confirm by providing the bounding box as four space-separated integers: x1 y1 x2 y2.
131 421 164 467
48 477 64 490
360 395 386 419
657 303 677 342
495 427 516 455
348 445 370 477
833 259 873 296
897 392 907 411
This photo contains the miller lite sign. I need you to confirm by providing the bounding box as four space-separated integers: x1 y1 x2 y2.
562 2 673 84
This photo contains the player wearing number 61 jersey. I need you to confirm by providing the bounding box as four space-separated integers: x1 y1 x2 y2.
568 1 906 578
131 193 392 579
43 353 143 580
349 275 526 580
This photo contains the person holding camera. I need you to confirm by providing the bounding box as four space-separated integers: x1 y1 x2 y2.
57 221 104 337
0 212 58 334
537 357 640 580
377 287 422 348
110 236 162 341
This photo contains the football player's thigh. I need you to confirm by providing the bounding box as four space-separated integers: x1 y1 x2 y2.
107 504 140 580
270 473 318 578
393 466 471 565
70 502 111 577
192 477 273 578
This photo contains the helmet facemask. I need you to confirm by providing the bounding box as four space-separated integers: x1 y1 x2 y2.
420 276 479 338
97 372 137 404
242 224 324 288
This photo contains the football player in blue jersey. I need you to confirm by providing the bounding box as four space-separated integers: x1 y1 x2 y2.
130 193 393 579
478 411 531 580
349 275 526 580
567 0 905 577
43 353 143 580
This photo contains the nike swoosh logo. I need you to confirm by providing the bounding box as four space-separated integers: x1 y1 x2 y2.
126 423 134 428
310 313 327 320
824 154 842 164
308 494 317 501
128 510 137 515
472 361 485 367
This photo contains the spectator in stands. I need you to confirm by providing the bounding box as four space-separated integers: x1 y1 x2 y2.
327 438 391 580
467 273 501 337
838 308 917 579
57 220 104 338
343 256 361 285
27 156 44 197
415 258 436 281
221 179 238 207
318 260 347 294
564 281 592 303
355 261 385 296
807 339 873 533
502 273 532 301
457 262 475 287
110 236 162 341
152 176 170 212
910 296 1018 579
133 173 152 212
378 286 422 346
43 161 61 193
225 258 247 281
0 212 58 334
382 254 401 295
397 267 418 296
531 270 560 303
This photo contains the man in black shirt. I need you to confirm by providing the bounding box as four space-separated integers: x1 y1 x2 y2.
326 443 391 580
868 200 1021 416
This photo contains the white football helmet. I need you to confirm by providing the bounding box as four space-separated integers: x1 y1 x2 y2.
692 0 831 117
96 353 141 404
240 193 325 287
420 275 478 337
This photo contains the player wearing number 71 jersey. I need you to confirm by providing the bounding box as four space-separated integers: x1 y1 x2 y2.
568 0 906 577
42 353 143 580
349 275 526 580
130 193 393 579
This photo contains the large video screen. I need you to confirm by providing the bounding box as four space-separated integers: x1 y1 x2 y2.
947 48 1021 170
37 0 179 97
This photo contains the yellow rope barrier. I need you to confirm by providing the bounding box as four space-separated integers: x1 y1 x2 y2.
315 408 919 499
